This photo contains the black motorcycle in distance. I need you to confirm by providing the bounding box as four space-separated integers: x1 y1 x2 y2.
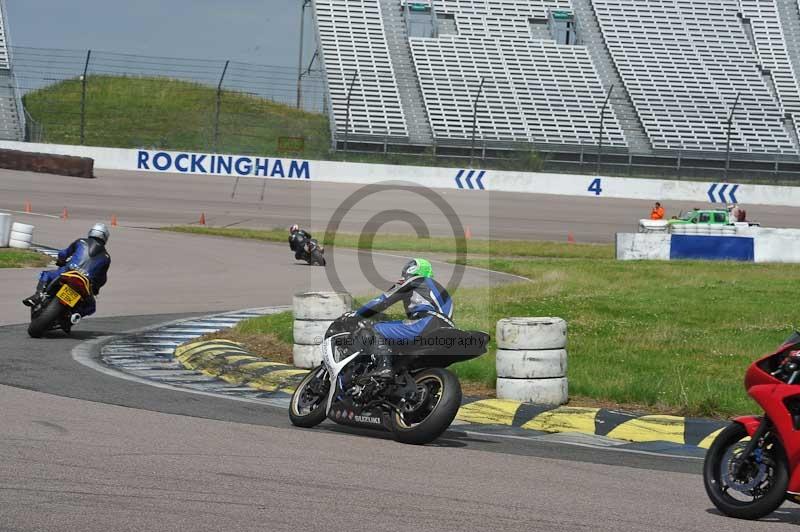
302 238 326 266
289 314 490 444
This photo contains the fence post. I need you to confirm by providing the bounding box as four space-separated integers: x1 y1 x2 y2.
470 76 486 168
596 84 613 176
343 71 358 154
212 60 230 153
297 0 311 109
79 49 91 145
724 92 741 182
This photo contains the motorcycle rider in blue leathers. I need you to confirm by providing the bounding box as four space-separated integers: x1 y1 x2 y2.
22 223 111 319
350 258 454 380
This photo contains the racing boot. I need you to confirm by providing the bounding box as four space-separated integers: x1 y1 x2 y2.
22 280 46 308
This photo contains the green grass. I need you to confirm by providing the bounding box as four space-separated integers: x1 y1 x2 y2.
0 249 51 268
162 225 613 259
233 312 294 346
23 76 331 156
451 258 800 418
224 256 800 418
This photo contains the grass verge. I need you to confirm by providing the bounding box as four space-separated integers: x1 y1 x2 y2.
209 255 800 418
162 225 614 259
0 249 51 269
202 312 294 365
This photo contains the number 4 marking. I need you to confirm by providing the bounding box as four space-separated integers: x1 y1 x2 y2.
588 178 603 196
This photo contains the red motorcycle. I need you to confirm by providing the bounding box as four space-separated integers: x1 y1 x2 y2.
704 332 800 519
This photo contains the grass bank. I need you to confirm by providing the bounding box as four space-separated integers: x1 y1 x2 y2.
211 255 800 418
162 225 613 259
24 76 331 156
0 249 51 269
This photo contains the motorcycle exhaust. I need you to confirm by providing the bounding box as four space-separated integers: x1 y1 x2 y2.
70 313 82 325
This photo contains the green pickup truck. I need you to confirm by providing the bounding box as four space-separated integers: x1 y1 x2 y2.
668 209 731 225
667 209 757 226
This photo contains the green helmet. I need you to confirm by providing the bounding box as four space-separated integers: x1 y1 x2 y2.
401 258 433 280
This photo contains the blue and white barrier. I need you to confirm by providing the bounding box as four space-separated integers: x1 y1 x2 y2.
617 227 800 263
5 140 800 208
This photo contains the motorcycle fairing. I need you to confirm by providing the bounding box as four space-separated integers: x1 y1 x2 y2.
321 334 393 431
739 383 800 493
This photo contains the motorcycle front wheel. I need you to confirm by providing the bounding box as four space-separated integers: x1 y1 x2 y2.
703 422 789 520
289 365 330 428
391 368 462 445
28 299 64 338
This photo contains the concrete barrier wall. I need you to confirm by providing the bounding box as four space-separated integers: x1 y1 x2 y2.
0 147 93 178
616 233 671 261
618 227 800 263
4 140 800 207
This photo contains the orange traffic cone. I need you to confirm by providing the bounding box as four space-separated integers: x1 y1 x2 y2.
567 231 576 244
464 225 473 240
111 214 118 227
61 207 69 220
24 201 31 213
199 212 206 226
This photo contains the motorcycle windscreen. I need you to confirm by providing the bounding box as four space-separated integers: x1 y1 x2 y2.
783 331 800 350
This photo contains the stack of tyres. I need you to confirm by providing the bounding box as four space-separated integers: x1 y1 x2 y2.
9 222 34 249
292 292 353 368
495 317 568 406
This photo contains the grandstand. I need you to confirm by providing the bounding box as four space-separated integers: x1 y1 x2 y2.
312 0 800 174
0 0 23 141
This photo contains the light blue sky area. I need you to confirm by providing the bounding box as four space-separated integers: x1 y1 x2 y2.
5 0 314 67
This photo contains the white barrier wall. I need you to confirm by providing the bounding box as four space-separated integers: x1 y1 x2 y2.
616 233 671 261
4 140 800 208
618 227 800 263
0 213 10 247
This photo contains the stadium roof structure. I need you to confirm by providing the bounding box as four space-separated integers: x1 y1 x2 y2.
312 0 800 177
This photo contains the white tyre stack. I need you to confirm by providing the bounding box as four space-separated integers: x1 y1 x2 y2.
8 222 34 250
496 317 568 406
0 213 11 247
292 292 353 369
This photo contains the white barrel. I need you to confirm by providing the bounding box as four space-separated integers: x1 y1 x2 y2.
0 213 10 247
292 344 323 369
293 319 333 346
10 222 34 235
8 238 31 249
496 349 567 379
496 318 567 350
293 292 353 320
497 377 568 406
9 231 32 244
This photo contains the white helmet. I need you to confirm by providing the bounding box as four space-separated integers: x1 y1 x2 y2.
289 224 300 235
88 223 110 244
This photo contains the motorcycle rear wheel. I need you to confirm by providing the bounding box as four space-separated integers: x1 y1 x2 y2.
289 366 330 428
391 368 462 445
703 422 788 520
28 299 64 338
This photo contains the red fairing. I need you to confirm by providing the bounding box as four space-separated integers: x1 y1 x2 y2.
733 416 764 436
745 361 780 390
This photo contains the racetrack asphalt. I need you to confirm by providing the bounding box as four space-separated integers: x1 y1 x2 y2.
2 167 800 242
1 168 799 530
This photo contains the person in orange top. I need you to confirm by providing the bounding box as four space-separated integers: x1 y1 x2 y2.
650 202 665 220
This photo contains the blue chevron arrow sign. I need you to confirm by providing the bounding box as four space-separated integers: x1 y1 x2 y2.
455 169 486 190
707 183 739 204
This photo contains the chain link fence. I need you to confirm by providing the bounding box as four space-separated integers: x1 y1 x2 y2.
13 46 328 157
